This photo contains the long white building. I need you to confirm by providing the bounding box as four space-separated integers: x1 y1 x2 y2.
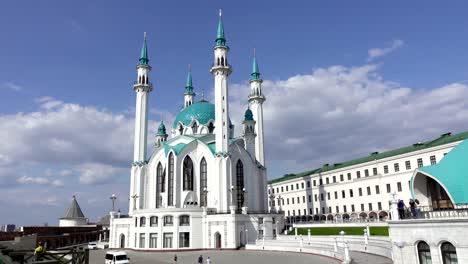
109 11 283 250
267 131 468 223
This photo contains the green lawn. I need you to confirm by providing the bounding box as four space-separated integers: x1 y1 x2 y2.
288 226 389 236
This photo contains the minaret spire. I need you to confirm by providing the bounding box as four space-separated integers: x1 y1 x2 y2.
216 9 226 46
248 48 265 166
139 32 149 65
184 64 195 108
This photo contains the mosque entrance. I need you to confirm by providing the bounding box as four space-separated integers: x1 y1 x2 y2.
427 177 453 210
214 232 222 249
119 234 125 248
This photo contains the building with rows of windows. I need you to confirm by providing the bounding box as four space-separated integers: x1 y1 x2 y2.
267 131 468 224
109 11 283 250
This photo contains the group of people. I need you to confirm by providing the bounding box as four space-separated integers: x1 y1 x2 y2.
174 254 212 264
397 198 420 219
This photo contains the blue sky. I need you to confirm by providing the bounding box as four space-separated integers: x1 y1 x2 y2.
1 1 468 226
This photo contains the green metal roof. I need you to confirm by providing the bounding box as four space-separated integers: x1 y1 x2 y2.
244 108 254 121
216 10 226 46
161 135 239 157
139 34 149 65
251 55 261 81
172 101 231 129
416 139 468 205
269 130 468 184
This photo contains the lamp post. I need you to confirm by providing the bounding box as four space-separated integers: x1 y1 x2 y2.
339 230 346 247
110 194 117 212
131 194 139 210
363 228 368 251
203 187 208 207
242 187 248 208
308 229 311 241
245 229 248 245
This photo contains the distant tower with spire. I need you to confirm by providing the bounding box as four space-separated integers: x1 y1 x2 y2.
248 48 266 166
155 121 168 147
184 64 195 108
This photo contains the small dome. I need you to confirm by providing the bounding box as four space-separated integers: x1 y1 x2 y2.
157 121 166 135
244 108 254 121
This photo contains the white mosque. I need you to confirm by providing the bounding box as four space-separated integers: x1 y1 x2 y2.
109 11 283 250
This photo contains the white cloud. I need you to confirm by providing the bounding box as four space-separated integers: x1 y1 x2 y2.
228 64 468 177
77 163 125 185
17 175 64 187
2 81 23 91
367 39 404 61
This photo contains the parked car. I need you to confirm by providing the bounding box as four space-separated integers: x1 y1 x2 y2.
88 242 98 250
97 242 109 249
105 251 130 264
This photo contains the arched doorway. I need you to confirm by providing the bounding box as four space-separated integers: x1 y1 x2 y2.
119 234 125 248
214 232 222 249
239 231 244 247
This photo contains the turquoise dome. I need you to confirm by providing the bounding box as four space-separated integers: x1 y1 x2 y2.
244 108 254 121
157 121 166 135
173 101 232 129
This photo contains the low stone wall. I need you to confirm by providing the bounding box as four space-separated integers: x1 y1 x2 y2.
293 222 388 228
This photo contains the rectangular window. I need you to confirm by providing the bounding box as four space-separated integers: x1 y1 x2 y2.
287 198 289 205
347 173 351 180
364 169 369 177
342 190 346 198
276 187 279 193
358 188 363 196
304 209 306 215
292 210 295 216
378 202 382 211
296 183 299 189
430 155 436 165
386 183 391 193
319 179 323 185
349 189 354 197
309 208 313 215
327 192 330 200
297 209 300 216
373 168 377 175
315 208 319 214
394 163 400 172
163 233 173 248
328 206 332 213
384 165 389 174
281 187 284 192
301 182 304 189
297 197 300 203
179 215 190 226
292 198 294 204
334 191 338 199
179 232 190 248
139 233 145 248
397 182 402 192
336 206 339 213
286 186 288 192
321 207 325 214
314 194 317 202
320 193 324 201
307 181 311 188
343 205 347 213
417 158 423 168
361 204 365 211
375 185 380 194
368 203 373 211
308 195 312 203
149 233 158 248
313 180 316 186
333 176 336 183
288 210 290 216
303 196 305 203
405 160 411 170
351 205 355 212
367 186 371 195
326 178 329 184
340 174 344 181
291 184 294 191
150 216 158 227
258 217 264 224
357 171 361 178
164 216 173 226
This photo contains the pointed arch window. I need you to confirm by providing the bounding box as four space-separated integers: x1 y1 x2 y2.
236 160 244 209
192 122 198 134
208 123 214 134
179 124 184 135
417 241 432 264
183 156 194 191
200 158 207 206
441 242 457 264
156 162 164 208
221 57 225 66
168 153 174 206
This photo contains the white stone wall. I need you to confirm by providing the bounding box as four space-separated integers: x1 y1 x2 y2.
389 219 468 264
268 141 460 220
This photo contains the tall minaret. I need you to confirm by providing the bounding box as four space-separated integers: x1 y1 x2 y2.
133 32 152 162
210 9 232 153
184 64 195 108
248 49 265 166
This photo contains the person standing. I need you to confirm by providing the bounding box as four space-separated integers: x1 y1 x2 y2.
34 241 46 261
206 256 211 264
397 199 406 219
174 254 178 263
198 255 203 264
409 199 417 218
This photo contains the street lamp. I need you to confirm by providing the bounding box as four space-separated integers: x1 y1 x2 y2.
110 194 117 212
339 230 346 247
245 229 249 245
203 187 208 207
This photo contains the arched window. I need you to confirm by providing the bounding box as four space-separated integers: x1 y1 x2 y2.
200 158 207 206
417 241 432 264
168 153 174 206
179 124 184 135
156 163 164 208
236 160 244 209
221 57 225 66
183 156 194 191
135 217 138 227
150 216 158 227
140 217 146 227
138 76 142 84
217 57 220 66
208 123 214 134
146 75 149 84
441 242 457 264
192 122 198 134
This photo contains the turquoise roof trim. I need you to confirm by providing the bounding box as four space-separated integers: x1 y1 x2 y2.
163 143 188 156
251 56 261 81
185 69 194 95
269 131 468 184
139 34 149 65
416 139 468 205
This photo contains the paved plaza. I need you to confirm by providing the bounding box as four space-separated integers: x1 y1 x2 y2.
89 249 392 264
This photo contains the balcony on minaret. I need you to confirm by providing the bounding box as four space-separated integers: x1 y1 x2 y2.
133 80 153 92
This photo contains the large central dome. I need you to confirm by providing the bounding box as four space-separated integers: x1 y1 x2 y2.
173 101 216 128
